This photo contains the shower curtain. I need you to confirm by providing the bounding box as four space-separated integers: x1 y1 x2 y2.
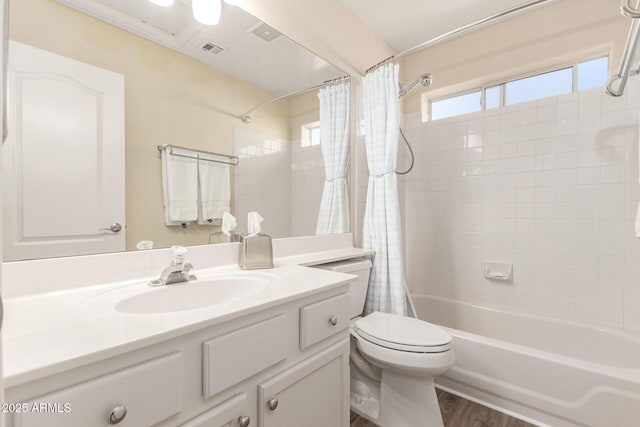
315 82 351 235
362 63 407 316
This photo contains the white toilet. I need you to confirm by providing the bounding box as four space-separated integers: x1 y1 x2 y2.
316 259 454 427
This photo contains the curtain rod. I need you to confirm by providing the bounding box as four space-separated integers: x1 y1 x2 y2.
365 0 556 74
240 75 350 124
606 0 640 97
157 144 239 166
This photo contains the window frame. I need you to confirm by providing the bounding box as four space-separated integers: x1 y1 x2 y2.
425 55 609 122
301 121 321 148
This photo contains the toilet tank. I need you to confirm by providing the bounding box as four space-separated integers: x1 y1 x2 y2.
314 258 372 318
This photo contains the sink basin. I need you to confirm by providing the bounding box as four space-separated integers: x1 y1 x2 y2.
114 277 270 314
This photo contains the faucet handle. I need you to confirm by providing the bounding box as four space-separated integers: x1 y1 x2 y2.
170 245 189 265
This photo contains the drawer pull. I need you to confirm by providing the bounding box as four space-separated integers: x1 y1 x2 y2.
267 398 279 411
108 404 127 424
238 415 251 427
329 316 338 326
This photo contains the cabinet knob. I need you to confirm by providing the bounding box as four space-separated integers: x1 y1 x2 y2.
267 397 279 411
329 316 338 326
107 404 127 425
238 415 251 427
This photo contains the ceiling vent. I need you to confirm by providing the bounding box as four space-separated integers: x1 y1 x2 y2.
250 23 282 43
200 42 225 55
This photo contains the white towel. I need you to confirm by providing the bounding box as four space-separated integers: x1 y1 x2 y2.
197 158 230 225
162 148 198 225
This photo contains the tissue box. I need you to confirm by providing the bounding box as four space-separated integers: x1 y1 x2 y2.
239 233 273 270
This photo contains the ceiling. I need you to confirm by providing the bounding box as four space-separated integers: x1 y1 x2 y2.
55 0 345 96
341 0 550 53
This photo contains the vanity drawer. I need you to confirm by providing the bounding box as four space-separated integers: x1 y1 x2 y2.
203 314 288 399
300 293 349 349
15 352 182 427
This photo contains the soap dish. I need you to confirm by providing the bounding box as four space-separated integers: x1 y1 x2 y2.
484 262 513 281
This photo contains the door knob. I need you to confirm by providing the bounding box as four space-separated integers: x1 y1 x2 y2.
238 415 251 427
101 223 122 233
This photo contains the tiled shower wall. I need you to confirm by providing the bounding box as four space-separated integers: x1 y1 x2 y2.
233 127 325 238
402 76 640 331
291 140 324 237
233 127 292 238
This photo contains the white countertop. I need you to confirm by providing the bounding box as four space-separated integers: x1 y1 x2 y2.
3 248 373 388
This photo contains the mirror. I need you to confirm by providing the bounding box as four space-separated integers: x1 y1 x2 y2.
4 0 349 261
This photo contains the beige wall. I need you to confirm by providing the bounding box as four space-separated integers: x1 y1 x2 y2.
400 0 631 114
10 0 290 252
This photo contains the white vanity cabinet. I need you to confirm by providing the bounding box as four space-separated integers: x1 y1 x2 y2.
258 340 349 427
4 286 351 427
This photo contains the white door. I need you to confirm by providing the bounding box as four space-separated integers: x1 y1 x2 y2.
3 41 125 261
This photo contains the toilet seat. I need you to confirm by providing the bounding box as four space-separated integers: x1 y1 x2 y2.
354 311 452 353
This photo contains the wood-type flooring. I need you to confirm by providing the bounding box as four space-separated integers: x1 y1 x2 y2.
350 389 537 427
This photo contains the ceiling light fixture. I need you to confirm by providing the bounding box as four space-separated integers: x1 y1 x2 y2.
149 0 174 6
193 0 222 26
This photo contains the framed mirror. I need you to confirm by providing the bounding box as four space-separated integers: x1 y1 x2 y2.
3 0 350 261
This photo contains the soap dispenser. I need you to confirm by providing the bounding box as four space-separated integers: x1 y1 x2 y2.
239 212 273 270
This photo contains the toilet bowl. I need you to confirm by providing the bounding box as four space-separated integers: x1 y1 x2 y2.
314 259 455 427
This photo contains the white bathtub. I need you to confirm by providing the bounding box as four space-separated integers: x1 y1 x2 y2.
412 295 640 427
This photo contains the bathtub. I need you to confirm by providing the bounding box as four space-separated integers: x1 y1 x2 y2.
412 294 640 427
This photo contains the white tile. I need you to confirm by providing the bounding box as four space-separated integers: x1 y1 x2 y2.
578 150 600 168
599 238 625 256
598 306 624 328
518 109 537 126
556 185 577 202
601 165 626 184
556 203 577 219
600 184 625 201
555 169 577 186
624 311 640 331
558 101 578 120
501 111 518 129
557 118 578 136
577 236 600 254
576 185 601 202
537 104 557 123
578 114 602 133
577 219 599 237
579 96 602 117
577 167 601 185
575 304 597 323
599 255 624 273
555 152 578 169
599 219 625 238
554 134 578 153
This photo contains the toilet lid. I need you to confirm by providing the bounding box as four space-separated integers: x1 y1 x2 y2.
354 311 452 353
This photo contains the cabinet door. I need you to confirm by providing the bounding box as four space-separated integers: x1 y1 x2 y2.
258 339 349 427
181 393 250 427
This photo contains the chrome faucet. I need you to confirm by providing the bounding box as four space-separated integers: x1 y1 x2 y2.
149 246 197 287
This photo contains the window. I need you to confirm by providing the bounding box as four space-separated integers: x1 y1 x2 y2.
577 57 609 91
426 56 609 121
301 121 320 147
504 67 573 105
431 91 482 121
